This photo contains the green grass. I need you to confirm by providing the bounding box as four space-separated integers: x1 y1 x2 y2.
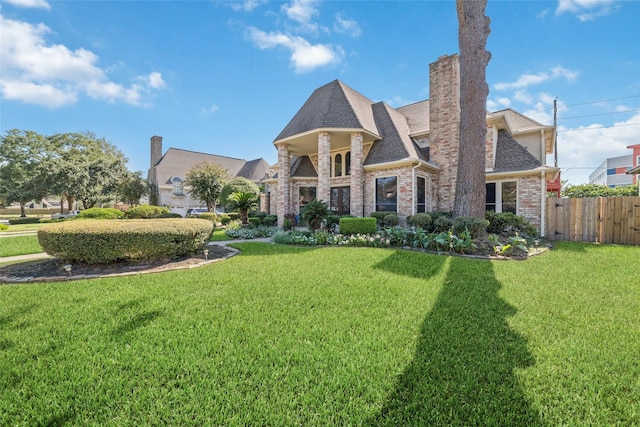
0 235 43 257
1 242 638 425
210 228 230 241
0 222 47 233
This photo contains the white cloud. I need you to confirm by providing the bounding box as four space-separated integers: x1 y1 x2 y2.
281 0 319 25
247 27 342 73
2 0 50 9
494 66 579 91
334 13 361 38
0 15 165 108
557 112 640 184
555 0 619 21
200 104 220 115
229 0 267 12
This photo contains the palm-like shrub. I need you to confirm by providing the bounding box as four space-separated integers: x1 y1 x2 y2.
228 191 258 224
300 199 330 231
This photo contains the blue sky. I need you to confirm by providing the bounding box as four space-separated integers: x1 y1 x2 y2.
1 0 639 186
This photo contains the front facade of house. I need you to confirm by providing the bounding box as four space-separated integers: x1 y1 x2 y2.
147 136 270 216
264 54 558 235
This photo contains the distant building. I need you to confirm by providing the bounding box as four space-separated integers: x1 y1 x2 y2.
589 153 635 188
147 136 270 216
626 143 640 186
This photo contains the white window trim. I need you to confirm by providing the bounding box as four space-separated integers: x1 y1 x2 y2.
488 179 518 214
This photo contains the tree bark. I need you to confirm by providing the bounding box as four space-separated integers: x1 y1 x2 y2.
453 0 491 219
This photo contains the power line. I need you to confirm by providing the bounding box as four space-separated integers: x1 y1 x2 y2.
560 94 640 109
557 122 640 133
559 108 640 121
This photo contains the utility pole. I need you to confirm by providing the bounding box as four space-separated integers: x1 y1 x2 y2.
554 97 558 168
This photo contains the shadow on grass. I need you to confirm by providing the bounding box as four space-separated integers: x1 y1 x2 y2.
369 256 543 426
374 249 448 281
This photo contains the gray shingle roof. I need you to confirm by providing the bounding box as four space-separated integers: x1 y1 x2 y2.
364 102 415 165
275 80 379 141
237 158 271 181
291 156 318 177
494 130 543 172
153 148 267 185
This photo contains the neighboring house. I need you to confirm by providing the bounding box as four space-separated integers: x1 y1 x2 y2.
589 154 635 188
625 143 640 187
264 54 558 235
147 136 270 215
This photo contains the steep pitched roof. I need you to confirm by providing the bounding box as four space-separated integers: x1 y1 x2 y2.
237 158 270 181
397 100 430 135
275 80 379 141
491 108 545 132
291 156 318 177
153 148 266 185
364 102 416 165
493 130 543 172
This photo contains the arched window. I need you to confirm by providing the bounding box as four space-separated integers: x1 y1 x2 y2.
172 177 184 196
334 153 342 177
345 151 351 176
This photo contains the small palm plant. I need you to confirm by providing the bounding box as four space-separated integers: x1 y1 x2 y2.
228 191 259 225
300 199 330 231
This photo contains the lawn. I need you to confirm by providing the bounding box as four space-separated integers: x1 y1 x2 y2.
0 235 42 257
1 242 638 425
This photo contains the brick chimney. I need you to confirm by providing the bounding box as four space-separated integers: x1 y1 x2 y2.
429 54 461 212
150 135 163 168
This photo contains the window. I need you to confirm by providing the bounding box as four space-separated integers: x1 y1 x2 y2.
416 177 426 213
299 187 316 209
172 177 184 196
607 168 616 176
486 181 517 214
330 187 350 215
376 177 397 212
637 155 640 167
331 150 351 177
334 153 342 177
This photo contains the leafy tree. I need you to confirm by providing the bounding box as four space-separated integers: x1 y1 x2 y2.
219 177 260 209
228 191 259 225
562 183 639 198
116 170 148 205
300 199 330 230
46 132 129 211
0 129 51 216
184 161 229 211
453 0 491 220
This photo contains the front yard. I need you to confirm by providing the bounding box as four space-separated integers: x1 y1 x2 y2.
1 242 639 425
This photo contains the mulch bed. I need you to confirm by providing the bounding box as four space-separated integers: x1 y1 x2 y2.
1 245 234 283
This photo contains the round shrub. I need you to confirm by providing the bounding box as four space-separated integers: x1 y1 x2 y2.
219 177 260 209
198 212 218 223
37 219 213 264
124 205 169 219
408 213 432 229
76 207 124 219
383 213 399 227
452 216 489 239
154 212 183 218
0 223 8 231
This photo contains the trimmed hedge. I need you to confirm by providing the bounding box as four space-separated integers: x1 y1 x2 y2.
339 217 377 235
76 207 124 219
8 217 41 225
38 219 213 264
124 205 169 219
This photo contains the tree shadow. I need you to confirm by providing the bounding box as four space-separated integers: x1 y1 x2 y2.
368 256 543 425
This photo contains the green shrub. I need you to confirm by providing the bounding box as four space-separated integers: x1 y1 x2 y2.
0 223 8 231
155 212 183 218
248 217 261 227
76 207 124 219
453 216 488 239
124 205 169 219
383 213 399 227
339 217 377 235
408 212 432 229
430 211 453 232
300 199 330 230
8 217 41 225
37 219 213 264
198 212 218 223
220 177 260 209
370 211 392 226
486 211 539 237
263 215 277 226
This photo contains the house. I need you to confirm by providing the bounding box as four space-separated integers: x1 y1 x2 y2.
147 136 270 215
263 54 559 235
589 154 635 188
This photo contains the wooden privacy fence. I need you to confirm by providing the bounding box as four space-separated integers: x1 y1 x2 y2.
546 197 640 245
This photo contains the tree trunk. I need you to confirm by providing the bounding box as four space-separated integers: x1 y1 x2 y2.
66 195 75 212
453 0 491 219
20 202 26 218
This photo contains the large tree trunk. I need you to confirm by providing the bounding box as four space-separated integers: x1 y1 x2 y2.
453 0 491 219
